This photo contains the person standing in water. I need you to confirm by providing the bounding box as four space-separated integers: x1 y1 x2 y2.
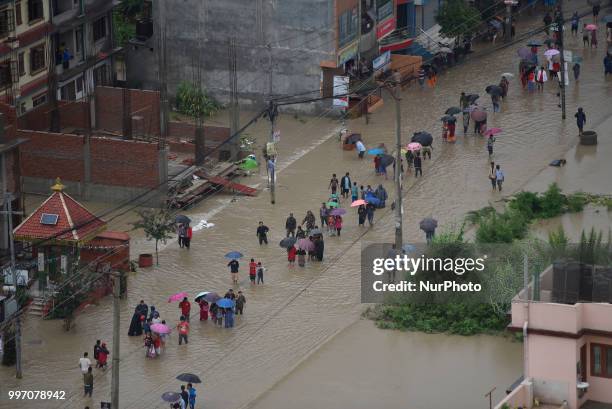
495 164 505 192
256 221 269 245
575 107 586 135
489 162 497 191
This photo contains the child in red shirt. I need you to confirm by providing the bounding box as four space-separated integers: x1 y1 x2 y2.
249 258 257 284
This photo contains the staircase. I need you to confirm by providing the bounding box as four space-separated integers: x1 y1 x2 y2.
28 296 47 317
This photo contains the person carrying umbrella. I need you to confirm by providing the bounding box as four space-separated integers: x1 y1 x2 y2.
420 218 438 243
285 213 297 237
375 184 388 208
460 92 470 133
575 107 587 135
178 223 186 248
198 298 209 321
228 258 240 285
499 76 509 99
413 152 423 177
256 221 269 245
358 204 366 226
302 210 316 233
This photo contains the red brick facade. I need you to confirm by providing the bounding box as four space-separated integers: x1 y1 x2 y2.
17 130 160 188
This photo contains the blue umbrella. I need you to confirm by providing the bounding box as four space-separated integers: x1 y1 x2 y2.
365 195 381 206
224 251 243 259
216 298 235 308
367 148 385 155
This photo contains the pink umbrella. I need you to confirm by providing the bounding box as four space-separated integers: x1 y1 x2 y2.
406 142 422 152
297 238 314 251
585 24 597 30
168 291 188 303
470 109 487 122
150 323 171 334
544 49 560 57
484 128 502 136
351 199 367 207
330 208 346 216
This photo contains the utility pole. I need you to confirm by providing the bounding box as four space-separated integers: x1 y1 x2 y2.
504 0 517 43
157 0 169 149
228 38 240 161
111 272 121 409
556 6 566 119
267 101 277 205
381 84 403 249
357 0 362 69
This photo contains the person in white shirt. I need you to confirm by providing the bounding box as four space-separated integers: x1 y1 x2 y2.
355 140 366 159
79 352 91 374
495 165 505 191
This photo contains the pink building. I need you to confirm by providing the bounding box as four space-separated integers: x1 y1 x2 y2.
496 265 612 409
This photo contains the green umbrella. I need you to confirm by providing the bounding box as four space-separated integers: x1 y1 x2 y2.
240 159 258 170
326 201 339 208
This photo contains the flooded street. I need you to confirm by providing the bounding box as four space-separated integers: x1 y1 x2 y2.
2 1 612 407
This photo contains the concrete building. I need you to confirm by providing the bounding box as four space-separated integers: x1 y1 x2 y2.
126 0 439 114
0 0 52 114
50 0 120 102
496 263 612 409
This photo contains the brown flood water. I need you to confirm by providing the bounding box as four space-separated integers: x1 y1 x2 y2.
1 2 611 408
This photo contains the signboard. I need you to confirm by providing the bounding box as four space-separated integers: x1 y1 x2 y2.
332 75 350 108
273 130 280 143
563 50 572 62
373 51 391 72
338 42 358 66
377 16 397 39
61 255 67 274
38 253 44 272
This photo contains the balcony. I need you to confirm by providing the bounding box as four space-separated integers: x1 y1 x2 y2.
52 0 79 27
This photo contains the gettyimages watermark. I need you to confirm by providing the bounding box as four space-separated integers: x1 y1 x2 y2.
361 242 535 304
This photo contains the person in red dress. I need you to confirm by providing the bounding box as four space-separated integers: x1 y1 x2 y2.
198 300 209 321
179 297 191 322
287 245 297 266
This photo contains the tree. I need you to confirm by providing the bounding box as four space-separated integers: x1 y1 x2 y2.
436 0 483 38
175 81 221 119
131 208 175 265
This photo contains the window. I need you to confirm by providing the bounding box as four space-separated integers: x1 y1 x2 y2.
0 8 14 38
93 64 108 86
591 343 612 378
338 8 358 48
27 0 43 22
30 44 45 73
0 61 11 88
32 93 47 107
75 27 83 54
376 0 393 22
93 17 106 42
40 213 59 225
18 52 24 76
15 2 21 26
76 76 83 92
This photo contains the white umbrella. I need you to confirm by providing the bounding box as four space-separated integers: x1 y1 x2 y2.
544 49 560 57
501 72 514 78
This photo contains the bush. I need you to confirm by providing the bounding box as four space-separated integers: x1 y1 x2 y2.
566 193 587 213
539 183 565 218
175 82 221 119
476 209 528 244
509 191 541 221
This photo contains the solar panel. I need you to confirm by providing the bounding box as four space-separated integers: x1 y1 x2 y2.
40 213 59 225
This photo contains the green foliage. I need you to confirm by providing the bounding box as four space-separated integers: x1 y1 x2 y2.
509 191 541 221
47 282 86 319
475 209 528 244
466 206 496 225
539 183 565 218
1 330 16 366
175 81 221 119
15 287 30 308
373 303 508 335
566 193 587 213
548 226 569 260
118 0 146 17
131 208 176 265
436 0 482 38
113 10 136 46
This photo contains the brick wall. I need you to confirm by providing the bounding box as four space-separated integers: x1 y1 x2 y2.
17 101 90 132
90 138 159 188
95 86 161 136
17 130 160 189
17 130 86 181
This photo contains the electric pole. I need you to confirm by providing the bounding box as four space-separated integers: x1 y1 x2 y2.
556 6 566 119
382 85 403 249
267 101 277 205
357 0 362 70
111 272 121 409
504 0 517 43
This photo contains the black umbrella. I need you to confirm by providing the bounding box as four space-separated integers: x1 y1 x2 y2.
466 94 479 103
309 228 322 236
526 40 542 47
203 292 220 304
175 215 191 224
441 115 457 123
379 154 395 168
279 237 297 249
419 218 438 233
162 392 181 403
345 133 362 144
485 85 503 96
445 107 462 115
411 132 433 146
177 373 202 383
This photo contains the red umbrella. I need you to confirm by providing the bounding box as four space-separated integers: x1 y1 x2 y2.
484 128 502 136
470 109 487 122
